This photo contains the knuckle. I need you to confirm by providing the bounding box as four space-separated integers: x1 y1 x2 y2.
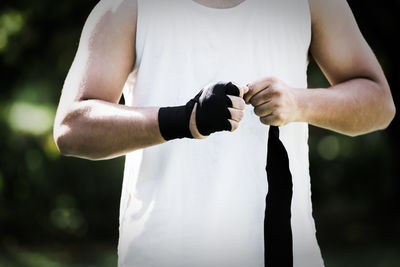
270 87 280 96
274 100 282 108
268 76 278 84
267 87 274 94
268 87 277 96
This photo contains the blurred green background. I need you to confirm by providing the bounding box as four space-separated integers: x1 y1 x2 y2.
0 0 399 266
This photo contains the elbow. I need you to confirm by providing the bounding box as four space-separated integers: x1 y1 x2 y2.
53 123 103 160
53 114 113 161
379 98 396 130
53 124 104 160
54 136 71 157
53 103 84 157
347 95 396 137
376 81 396 131
53 107 85 158
53 121 76 157
375 82 396 131
53 102 115 160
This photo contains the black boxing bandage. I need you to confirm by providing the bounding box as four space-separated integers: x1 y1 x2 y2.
158 102 195 141
158 82 240 140
193 82 240 136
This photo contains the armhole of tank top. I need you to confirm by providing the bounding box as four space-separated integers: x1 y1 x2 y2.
134 0 148 70
304 0 312 68
123 0 143 105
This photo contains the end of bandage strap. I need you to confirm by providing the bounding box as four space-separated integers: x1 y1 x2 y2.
158 101 195 141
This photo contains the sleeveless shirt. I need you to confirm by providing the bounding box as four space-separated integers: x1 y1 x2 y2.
119 0 324 266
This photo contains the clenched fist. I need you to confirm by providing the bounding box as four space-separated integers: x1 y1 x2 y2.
189 82 249 139
244 77 300 126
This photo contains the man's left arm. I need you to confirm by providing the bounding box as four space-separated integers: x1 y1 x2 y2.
245 0 395 136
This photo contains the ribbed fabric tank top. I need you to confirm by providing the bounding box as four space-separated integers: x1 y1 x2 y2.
119 0 324 266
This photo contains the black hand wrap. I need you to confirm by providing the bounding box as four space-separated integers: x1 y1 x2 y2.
158 102 195 141
193 82 240 136
158 82 240 140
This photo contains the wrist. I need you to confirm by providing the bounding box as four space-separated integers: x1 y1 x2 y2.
158 101 195 141
292 88 309 123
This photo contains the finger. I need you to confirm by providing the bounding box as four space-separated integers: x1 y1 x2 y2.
232 82 249 98
249 87 275 107
228 108 244 122
260 114 281 126
244 77 276 103
227 95 246 110
229 119 239 132
224 82 240 97
254 101 274 117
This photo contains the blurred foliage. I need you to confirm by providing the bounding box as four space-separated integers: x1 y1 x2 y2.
0 244 117 267
0 0 399 266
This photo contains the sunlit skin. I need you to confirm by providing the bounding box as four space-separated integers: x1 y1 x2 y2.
53 0 395 160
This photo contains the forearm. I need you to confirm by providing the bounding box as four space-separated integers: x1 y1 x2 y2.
54 99 164 160
295 78 395 136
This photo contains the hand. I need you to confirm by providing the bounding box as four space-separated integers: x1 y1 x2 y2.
190 82 249 138
244 77 299 126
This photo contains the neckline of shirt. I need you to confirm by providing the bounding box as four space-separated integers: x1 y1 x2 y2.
189 0 251 12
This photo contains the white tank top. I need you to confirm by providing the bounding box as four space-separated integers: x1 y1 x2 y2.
119 0 324 266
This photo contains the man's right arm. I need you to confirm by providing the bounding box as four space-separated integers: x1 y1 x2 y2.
53 0 246 160
53 0 166 160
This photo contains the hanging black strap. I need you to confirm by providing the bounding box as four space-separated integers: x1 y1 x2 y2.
264 125 293 267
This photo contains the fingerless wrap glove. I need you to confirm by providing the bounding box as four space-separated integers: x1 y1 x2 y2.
158 82 240 140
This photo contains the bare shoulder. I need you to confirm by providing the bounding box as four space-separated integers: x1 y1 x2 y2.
60 0 138 105
308 0 356 28
307 0 382 85
82 0 138 40
91 0 137 20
